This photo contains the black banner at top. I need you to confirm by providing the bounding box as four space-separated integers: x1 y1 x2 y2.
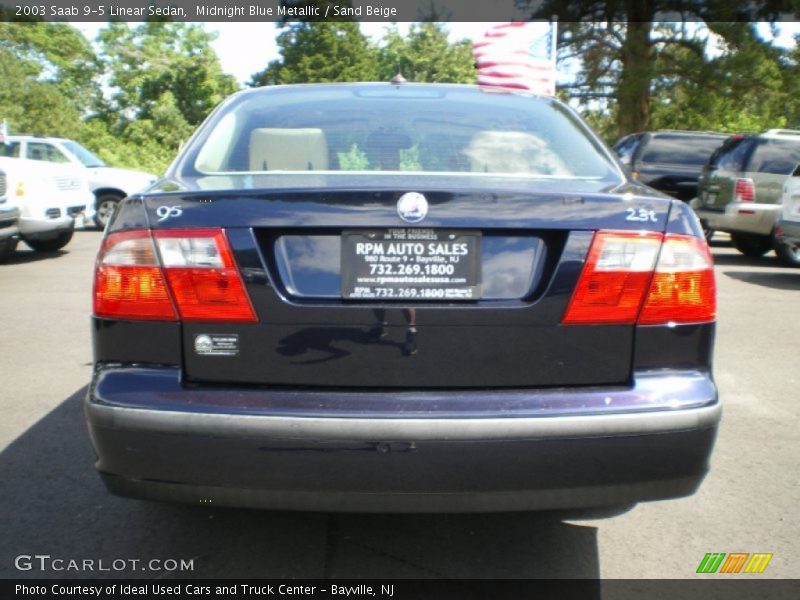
1 0 799 22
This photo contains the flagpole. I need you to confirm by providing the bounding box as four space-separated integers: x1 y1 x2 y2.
550 17 558 96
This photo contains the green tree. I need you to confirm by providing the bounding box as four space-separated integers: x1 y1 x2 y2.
0 20 101 115
98 22 238 128
648 23 791 133
251 22 378 85
525 1 793 136
92 22 237 173
376 23 475 83
0 47 83 136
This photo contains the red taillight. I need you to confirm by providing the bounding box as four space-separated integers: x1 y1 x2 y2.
638 234 716 325
154 229 257 323
93 231 178 320
562 231 716 326
93 229 257 323
734 178 755 203
562 231 662 325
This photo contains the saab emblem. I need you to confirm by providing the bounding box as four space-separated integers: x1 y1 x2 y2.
397 192 428 224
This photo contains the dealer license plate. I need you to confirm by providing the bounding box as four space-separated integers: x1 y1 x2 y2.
341 229 481 300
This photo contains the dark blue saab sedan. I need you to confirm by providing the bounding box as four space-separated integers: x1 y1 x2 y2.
85 83 719 513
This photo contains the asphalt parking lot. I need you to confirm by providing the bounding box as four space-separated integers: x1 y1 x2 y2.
1 230 798 580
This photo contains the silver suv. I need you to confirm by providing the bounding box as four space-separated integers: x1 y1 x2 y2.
692 129 800 264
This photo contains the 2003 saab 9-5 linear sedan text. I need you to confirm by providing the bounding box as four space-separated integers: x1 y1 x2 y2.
85 83 720 513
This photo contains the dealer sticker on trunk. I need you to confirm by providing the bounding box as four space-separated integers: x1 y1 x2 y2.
341 229 481 300
194 334 239 356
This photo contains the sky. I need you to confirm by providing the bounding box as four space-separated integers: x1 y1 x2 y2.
73 21 799 86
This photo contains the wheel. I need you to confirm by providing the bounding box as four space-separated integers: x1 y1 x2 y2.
24 230 74 252
775 240 800 267
94 193 123 229
730 232 772 257
0 237 18 262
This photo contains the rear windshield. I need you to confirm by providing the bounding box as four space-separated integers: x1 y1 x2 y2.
747 139 800 175
178 85 622 191
640 134 725 167
709 137 749 171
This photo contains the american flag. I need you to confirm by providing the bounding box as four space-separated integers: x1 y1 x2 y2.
473 22 558 95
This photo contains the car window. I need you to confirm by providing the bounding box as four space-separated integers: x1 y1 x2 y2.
613 135 639 166
0 142 21 158
747 139 800 175
710 137 750 172
640 135 725 167
62 140 106 168
190 87 619 184
26 142 70 163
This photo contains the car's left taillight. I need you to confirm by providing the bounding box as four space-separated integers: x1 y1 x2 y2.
93 229 257 323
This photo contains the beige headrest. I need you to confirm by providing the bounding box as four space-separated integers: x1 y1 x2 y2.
249 128 329 171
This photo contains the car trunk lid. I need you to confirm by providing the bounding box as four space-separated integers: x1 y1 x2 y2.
142 188 672 389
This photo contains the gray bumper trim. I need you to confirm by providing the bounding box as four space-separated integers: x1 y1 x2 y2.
101 473 701 513
87 392 721 442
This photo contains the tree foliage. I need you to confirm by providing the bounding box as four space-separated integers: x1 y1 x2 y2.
377 23 475 83
97 22 237 127
251 21 475 86
251 22 378 85
523 0 799 139
1 21 237 174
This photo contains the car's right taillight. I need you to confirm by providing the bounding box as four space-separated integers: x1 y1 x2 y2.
638 234 716 325
734 177 755 203
562 230 716 326
94 229 257 323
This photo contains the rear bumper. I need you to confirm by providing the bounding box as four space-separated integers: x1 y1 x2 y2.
85 366 721 512
18 215 74 237
693 202 779 236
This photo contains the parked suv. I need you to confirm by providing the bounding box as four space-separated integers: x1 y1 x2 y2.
692 129 800 263
1 135 156 229
774 163 800 266
613 130 727 203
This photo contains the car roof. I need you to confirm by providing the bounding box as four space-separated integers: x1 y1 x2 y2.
235 81 556 102
761 129 800 140
647 130 728 138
